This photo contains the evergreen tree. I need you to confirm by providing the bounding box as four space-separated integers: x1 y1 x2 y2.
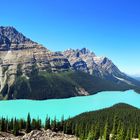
51 116 57 131
84 124 89 138
5 118 9 132
60 115 64 131
36 118 42 130
9 118 14 130
31 118 36 130
130 127 133 140
87 124 98 140
95 123 100 140
138 132 140 140
116 122 124 140
125 129 130 140
75 124 79 136
45 116 50 130
13 118 19 136
19 119 25 130
78 123 85 139
71 123 75 135
26 113 31 133
0 117 5 131
111 116 117 140
87 131 94 140
133 124 138 138
102 121 108 140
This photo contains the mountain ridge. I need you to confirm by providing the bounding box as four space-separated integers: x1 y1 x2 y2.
0 26 139 100
0 26 38 51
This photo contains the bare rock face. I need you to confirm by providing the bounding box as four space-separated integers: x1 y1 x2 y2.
63 48 96 74
63 48 122 77
93 56 123 76
0 26 36 51
0 129 79 140
0 26 71 98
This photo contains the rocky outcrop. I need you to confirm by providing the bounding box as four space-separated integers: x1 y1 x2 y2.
63 48 123 77
63 48 96 75
0 26 71 98
0 129 78 140
0 26 36 51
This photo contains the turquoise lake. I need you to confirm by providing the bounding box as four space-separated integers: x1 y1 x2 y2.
0 90 140 122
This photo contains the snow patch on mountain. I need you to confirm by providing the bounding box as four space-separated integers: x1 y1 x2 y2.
113 75 135 86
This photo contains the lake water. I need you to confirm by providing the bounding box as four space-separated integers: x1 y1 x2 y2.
0 90 140 122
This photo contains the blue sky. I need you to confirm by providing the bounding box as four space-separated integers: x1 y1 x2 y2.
0 0 140 75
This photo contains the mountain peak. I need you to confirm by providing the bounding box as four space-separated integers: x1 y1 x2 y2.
0 26 36 50
0 26 16 30
79 48 90 54
64 48 96 57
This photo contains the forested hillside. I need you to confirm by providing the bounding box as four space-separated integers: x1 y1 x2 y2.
3 70 134 100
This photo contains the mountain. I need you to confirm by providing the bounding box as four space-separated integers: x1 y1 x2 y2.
0 26 74 99
0 26 140 100
63 48 140 86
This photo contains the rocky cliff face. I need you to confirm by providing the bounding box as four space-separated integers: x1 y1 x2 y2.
0 26 36 50
63 48 124 77
0 26 139 100
0 26 71 99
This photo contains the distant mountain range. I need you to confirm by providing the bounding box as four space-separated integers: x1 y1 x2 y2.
0 26 140 100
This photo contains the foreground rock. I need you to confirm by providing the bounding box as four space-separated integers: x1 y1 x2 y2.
0 129 78 140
